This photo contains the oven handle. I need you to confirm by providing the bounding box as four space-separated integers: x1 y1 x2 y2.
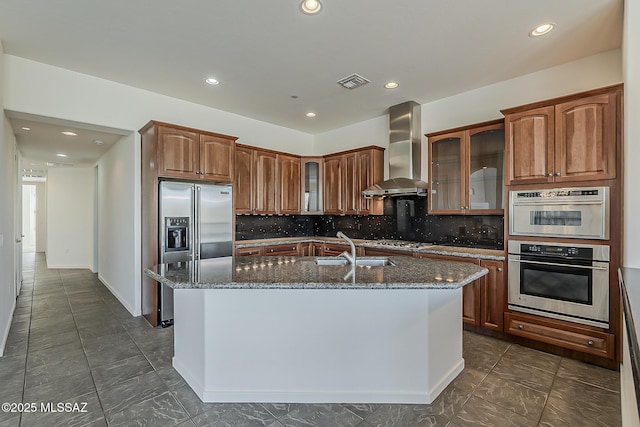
509 257 608 271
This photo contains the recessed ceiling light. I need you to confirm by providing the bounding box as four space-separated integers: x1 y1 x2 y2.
21 127 31 131
205 77 219 85
56 153 67 158
529 23 555 37
384 82 399 89
300 0 322 15
306 112 316 118
61 131 77 136
94 139 104 145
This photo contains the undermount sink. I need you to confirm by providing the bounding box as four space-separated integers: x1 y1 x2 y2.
314 257 397 267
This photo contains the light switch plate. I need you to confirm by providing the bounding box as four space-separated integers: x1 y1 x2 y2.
0 234 4 248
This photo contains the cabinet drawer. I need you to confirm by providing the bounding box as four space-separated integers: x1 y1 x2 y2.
235 247 263 256
505 312 615 359
264 244 300 256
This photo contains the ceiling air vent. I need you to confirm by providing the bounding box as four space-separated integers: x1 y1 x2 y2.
337 74 370 90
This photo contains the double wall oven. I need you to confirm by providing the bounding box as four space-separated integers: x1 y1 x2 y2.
508 187 611 328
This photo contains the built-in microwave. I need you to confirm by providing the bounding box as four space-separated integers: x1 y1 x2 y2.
509 187 609 240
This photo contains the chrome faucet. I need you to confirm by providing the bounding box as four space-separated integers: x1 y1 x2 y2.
336 231 356 265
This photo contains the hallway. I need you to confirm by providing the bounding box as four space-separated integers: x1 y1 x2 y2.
0 253 623 426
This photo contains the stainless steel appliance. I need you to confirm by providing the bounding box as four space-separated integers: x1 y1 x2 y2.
158 181 233 326
509 187 609 240
362 101 428 197
507 239 610 328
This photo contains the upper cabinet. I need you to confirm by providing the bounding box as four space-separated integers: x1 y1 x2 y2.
503 86 620 185
427 120 504 215
147 122 236 181
301 158 323 214
279 154 301 214
323 146 384 216
234 144 301 215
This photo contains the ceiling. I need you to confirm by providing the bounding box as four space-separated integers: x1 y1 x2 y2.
0 0 623 174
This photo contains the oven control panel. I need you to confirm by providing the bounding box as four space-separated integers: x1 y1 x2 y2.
508 240 609 262
520 244 591 259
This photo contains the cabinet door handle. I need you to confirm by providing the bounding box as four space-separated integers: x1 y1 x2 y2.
517 324 524 330
497 268 502 272
547 173 554 177
587 340 594 346
555 172 561 177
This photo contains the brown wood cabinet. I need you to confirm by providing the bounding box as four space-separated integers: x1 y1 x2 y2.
414 253 505 331
278 155 301 214
427 120 504 215
505 311 615 359
323 156 344 214
235 246 263 256
323 146 384 215
235 144 301 215
254 150 278 214
154 122 236 181
503 86 620 185
479 259 505 331
139 121 238 327
234 146 254 214
363 247 413 257
263 243 301 256
318 243 365 257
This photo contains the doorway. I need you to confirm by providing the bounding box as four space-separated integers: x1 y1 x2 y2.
22 184 37 253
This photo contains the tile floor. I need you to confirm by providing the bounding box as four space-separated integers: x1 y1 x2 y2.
0 252 622 427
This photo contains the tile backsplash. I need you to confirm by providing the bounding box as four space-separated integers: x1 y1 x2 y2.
236 196 504 249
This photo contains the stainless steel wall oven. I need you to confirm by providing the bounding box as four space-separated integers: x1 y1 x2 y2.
508 240 610 328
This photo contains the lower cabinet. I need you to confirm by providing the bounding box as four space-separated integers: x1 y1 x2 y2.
414 253 505 332
235 246 263 256
505 311 615 359
263 243 300 256
318 243 364 257
236 244 301 256
479 259 505 331
364 248 413 257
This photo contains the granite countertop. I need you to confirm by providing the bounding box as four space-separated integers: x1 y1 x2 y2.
145 256 488 290
235 237 505 260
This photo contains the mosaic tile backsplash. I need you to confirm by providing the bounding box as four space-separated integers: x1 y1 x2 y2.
236 196 504 249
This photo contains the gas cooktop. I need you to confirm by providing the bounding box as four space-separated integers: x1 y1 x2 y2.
368 239 432 249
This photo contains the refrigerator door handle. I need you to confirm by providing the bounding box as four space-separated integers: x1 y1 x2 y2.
194 185 200 260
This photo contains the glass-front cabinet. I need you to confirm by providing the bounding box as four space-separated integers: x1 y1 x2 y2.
301 158 323 214
429 132 464 213
428 120 504 215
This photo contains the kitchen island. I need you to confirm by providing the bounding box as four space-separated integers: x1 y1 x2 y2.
145 255 488 404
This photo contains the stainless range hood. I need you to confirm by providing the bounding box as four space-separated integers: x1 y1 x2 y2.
363 101 428 197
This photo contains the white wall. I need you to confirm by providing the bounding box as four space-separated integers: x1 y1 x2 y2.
35 181 46 253
3 55 314 155
45 168 94 270
0 41 17 356
97 133 139 315
623 0 640 268
314 49 623 183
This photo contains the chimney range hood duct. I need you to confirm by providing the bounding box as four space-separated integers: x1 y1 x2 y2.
362 101 428 197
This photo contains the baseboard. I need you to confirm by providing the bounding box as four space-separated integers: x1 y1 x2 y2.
98 274 141 317
0 301 17 357
46 263 94 270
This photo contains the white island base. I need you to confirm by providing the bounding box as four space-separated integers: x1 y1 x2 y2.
173 287 464 404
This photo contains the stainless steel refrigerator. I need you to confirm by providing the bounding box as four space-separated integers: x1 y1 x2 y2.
158 181 233 327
